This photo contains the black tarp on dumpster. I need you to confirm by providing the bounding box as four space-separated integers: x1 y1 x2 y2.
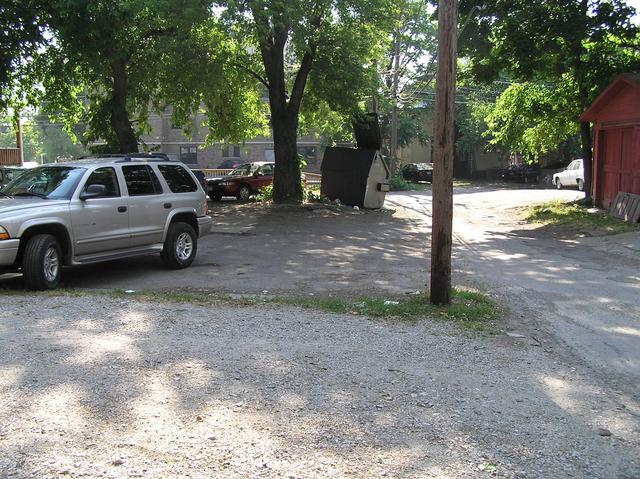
321 147 378 207
352 113 382 150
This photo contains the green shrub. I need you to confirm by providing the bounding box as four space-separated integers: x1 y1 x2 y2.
304 186 330 203
256 183 273 202
389 170 411 191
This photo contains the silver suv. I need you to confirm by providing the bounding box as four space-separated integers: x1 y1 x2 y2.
0 153 212 290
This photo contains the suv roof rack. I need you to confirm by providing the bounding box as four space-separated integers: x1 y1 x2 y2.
79 153 177 162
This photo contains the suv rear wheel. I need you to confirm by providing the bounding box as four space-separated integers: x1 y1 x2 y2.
161 222 197 269
22 234 62 290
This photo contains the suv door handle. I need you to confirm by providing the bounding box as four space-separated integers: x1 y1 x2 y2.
163 202 172 209
117 206 127 213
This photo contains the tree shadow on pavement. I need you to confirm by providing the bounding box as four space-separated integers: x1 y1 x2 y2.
0 203 434 297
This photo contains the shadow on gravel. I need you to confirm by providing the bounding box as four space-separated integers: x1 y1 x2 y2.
1 296 638 477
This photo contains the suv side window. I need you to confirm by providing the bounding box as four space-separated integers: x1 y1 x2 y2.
123 165 163 196
83 167 120 197
158 164 198 193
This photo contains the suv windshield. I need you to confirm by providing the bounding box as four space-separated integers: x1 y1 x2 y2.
1 166 86 200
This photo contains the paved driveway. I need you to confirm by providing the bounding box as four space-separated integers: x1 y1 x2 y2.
387 186 640 396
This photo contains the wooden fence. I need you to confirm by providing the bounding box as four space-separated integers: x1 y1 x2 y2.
304 172 322 186
199 169 233 177
0 149 21 166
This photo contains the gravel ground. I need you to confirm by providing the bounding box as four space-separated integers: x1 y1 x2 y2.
0 294 638 478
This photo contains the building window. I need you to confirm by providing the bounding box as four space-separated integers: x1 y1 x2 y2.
180 146 197 165
222 145 241 158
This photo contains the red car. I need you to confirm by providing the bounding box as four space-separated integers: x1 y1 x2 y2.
207 162 274 201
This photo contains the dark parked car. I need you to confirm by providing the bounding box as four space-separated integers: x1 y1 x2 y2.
208 162 275 201
501 164 540 184
217 159 241 169
402 163 433 183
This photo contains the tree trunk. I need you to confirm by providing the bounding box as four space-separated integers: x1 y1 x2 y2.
571 11 591 200
251 5 319 203
110 59 138 153
264 59 304 203
390 34 401 173
14 114 24 165
579 121 592 197
258 30 311 203
271 106 303 202
430 0 458 305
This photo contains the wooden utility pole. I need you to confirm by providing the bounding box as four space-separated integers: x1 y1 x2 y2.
15 115 24 166
430 0 458 305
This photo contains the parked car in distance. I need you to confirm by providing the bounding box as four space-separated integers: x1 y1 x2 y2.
217 159 241 169
553 159 584 190
402 163 433 183
0 166 28 188
501 163 540 184
0 153 212 290
208 162 275 201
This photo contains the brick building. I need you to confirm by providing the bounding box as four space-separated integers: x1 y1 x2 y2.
140 109 324 172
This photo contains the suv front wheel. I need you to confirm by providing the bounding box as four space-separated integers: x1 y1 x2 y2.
22 234 62 290
161 222 197 269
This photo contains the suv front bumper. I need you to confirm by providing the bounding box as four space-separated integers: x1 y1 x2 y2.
0 239 20 266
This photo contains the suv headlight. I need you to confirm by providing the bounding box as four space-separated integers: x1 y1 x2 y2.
0 226 9 241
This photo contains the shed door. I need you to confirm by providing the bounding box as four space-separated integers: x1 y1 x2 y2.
601 127 639 209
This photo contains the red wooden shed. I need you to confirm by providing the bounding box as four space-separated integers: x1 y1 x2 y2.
580 73 640 209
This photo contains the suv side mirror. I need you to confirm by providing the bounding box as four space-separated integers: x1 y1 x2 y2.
80 184 107 200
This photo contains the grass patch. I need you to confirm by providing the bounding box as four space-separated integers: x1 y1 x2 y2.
0 287 92 297
3 287 500 332
525 200 640 234
115 288 501 331
452 179 475 188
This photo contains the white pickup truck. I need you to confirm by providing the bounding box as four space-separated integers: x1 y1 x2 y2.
553 159 585 191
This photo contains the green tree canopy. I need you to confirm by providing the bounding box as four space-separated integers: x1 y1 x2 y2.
209 0 396 202
0 1 43 110
3 0 260 154
33 0 214 152
458 0 640 194
484 78 580 162
378 0 437 163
